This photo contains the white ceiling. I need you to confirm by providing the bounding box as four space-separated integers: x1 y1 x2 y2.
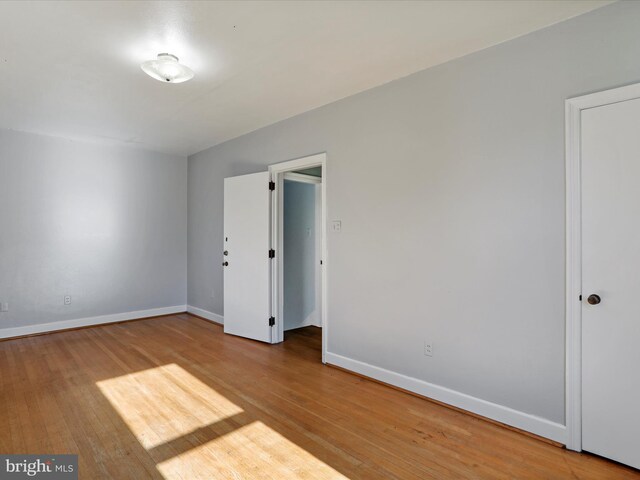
0 0 612 156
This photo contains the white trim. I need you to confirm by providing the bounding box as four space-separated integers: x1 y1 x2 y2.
567 83 640 111
565 97 583 452
565 82 640 452
270 153 326 172
187 305 224 324
0 305 187 340
269 153 328 362
284 317 320 331
283 172 322 184
326 352 566 444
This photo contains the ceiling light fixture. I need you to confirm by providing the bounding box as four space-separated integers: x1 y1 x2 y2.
141 53 194 84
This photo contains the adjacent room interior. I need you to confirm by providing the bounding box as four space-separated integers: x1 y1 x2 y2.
283 169 323 333
1 1 640 478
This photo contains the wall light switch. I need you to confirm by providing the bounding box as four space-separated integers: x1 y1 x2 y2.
332 220 342 233
0 302 8 312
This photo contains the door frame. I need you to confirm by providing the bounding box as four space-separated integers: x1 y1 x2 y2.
283 172 322 185
565 82 640 451
269 153 328 362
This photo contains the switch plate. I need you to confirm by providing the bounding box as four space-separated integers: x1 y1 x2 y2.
64 295 71 305
0 302 8 312
332 220 342 233
424 340 433 357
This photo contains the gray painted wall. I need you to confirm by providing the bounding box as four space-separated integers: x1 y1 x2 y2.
187 1 640 424
0 129 187 329
283 180 318 331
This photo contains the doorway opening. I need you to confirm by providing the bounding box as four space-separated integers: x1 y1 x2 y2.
270 153 327 363
283 172 322 334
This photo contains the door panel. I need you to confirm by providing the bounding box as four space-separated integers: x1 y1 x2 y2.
223 171 272 343
582 97 640 469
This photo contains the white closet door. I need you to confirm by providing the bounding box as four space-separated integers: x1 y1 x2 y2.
581 96 640 469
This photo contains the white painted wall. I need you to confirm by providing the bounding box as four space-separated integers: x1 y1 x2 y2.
0 129 187 333
187 0 640 432
283 180 320 330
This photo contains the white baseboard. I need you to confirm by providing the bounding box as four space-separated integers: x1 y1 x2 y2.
286 324 321 332
285 320 322 332
187 305 224 324
0 305 187 340
325 352 566 444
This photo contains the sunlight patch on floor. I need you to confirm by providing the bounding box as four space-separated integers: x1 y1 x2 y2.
96 363 243 449
156 420 349 480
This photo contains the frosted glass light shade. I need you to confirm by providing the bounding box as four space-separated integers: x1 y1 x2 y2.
141 53 194 83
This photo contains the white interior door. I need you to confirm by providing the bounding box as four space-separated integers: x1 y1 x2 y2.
581 96 640 469
223 171 273 343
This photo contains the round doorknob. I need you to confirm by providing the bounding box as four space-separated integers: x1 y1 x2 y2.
222 261 229 267
587 294 601 305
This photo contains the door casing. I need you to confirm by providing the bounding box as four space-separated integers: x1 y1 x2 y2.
565 82 640 451
269 153 328 362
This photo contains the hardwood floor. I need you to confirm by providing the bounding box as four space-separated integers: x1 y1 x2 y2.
1 314 638 479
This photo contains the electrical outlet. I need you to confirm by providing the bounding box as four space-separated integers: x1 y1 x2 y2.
424 340 433 357
64 295 71 305
0 302 8 312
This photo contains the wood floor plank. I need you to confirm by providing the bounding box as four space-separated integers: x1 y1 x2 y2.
0 314 638 479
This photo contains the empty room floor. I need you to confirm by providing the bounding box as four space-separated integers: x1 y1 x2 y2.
0 314 637 479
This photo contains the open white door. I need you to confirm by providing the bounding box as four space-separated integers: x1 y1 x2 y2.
223 171 273 343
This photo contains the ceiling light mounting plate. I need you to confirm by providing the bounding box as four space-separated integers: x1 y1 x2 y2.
158 53 177 61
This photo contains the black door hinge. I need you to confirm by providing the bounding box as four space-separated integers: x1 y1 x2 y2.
269 181 275 191
579 294 582 301
269 249 275 258
269 316 275 326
